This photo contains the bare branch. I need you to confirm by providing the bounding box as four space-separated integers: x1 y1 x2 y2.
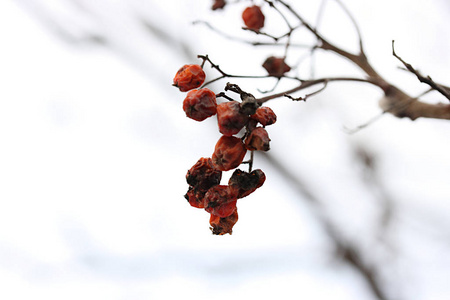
392 40 450 101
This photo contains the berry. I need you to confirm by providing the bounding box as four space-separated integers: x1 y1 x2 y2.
209 210 238 235
183 88 217 121
229 169 266 198
212 0 226 10
216 101 249 136
262 56 291 78
186 157 222 191
212 135 247 171
173 64 206 92
204 185 238 217
251 106 277 126
242 5 265 31
184 187 207 208
245 127 270 151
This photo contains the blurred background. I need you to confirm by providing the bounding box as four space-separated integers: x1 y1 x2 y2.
0 0 449 299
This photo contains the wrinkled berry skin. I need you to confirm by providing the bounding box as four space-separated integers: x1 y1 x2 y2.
216 101 249 136
262 56 291 78
183 88 217 121
251 106 277 126
242 5 265 31
184 187 207 208
173 64 206 92
229 169 266 198
204 185 238 218
186 157 222 191
210 210 238 235
245 127 270 151
212 135 247 171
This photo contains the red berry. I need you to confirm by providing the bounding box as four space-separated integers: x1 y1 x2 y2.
229 169 266 198
212 135 247 171
204 185 238 217
183 88 217 121
245 127 270 151
209 209 239 235
186 157 222 191
242 5 265 31
216 101 249 136
184 186 207 208
251 106 277 126
262 56 291 77
212 0 226 10
173 64 206 92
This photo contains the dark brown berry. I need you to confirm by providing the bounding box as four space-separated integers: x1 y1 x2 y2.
245 127 270 151
186 157 222 191
262 56 291 78
228 169 266 198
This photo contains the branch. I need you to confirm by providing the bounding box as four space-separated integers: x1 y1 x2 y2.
392 41 450 101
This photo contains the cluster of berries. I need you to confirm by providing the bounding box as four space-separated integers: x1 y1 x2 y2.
173 63 277 234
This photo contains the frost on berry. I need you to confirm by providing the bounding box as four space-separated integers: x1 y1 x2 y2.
212 0 226 10
251 106 277 126
216 101 249 136
229 169 266 198
186 157 222 191
210 209 238 235
173 64 206 92
204 185 238 218
245 127 270 151
183 88 217 121
212 135 247 171
262 56 291 78
242 5 265 31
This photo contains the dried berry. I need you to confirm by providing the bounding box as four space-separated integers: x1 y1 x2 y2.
204 185 238 218
229 169 266 198
186 157 222 191
184 186 207 208
245 127 270 151
251 106 277 126
212 0 226 10
173 64 206 92
262 56 291 78
216 101 249 136
210 210 238 235
183 88 217 121
212 135 247 171
242 5 265 31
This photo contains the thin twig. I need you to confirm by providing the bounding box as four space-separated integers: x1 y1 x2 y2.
392 40 450 101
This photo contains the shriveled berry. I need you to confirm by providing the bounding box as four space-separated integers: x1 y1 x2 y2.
229 169 266 198
184 186 206 208
212 0 226 10
204 185 238 218
245 127 270 151
242 5 265 31
186 157 222 191
251 106 277 126
216 101 249 136
210 209 238 235
262 56 291 77
173 64 206 92
183 88 217 121
212 135 247 171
